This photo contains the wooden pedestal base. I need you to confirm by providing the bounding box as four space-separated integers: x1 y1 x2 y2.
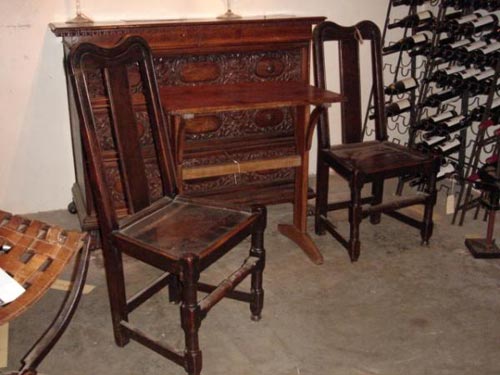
465 238 500 259
278 224 324 265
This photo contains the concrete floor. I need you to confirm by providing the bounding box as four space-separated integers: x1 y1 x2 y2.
3 178 500 375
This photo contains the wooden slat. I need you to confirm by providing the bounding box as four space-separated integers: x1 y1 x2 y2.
182 155 302 180
105 65 150 213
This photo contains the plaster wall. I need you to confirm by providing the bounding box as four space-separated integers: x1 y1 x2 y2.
0 0 390 213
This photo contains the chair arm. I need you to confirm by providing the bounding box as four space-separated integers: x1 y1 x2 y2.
306 105 328 151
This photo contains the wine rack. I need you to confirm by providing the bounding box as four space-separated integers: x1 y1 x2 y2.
371 0 500 236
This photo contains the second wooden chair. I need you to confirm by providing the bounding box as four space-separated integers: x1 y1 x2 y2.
313 20 440 262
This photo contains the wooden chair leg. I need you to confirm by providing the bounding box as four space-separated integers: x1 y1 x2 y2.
168 274 182 304
349 175 363 262
180 255 202 375
370 179 384 225
315 160 330 235
101 244 130 347
249 207 266 321
421 165 438 245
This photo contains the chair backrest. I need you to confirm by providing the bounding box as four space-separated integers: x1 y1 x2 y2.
313 20 387 146
68 36 177 235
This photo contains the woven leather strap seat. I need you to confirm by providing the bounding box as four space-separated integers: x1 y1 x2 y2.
0 209 90 374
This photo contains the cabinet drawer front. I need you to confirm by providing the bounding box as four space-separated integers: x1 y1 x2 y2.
154 48 303 86
183 107 295 143
181 168 296 195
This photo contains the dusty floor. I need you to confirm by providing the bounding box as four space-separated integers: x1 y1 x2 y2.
2 178 500 375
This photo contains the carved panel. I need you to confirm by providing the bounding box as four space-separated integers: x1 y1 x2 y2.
145 161 163 202
182 168 295 194
154 49 302 87
184 108 295 142
93 109 154 152
103 164 126 209
102 158 163 213
94 110 116 151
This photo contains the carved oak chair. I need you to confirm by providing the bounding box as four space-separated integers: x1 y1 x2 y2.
0 210 90 374
313 21 440 262
67 35 266 375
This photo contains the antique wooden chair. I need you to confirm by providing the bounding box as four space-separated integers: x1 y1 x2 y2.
67 36 266 375
312 21 440 262
0 210 90 374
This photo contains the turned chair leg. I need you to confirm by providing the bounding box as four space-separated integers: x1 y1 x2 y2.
180 255 203 375
370 179 384 225
348 175 364 262
102 244 130 347
315 160 330 235
421 167 438 245
250 207 266 321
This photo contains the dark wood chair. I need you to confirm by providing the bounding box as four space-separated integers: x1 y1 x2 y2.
0 210 90 375
312 20 440 262
67 35 266 375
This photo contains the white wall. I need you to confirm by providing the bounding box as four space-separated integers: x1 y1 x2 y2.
0 0 388 214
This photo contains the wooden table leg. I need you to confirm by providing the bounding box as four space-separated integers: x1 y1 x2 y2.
278 106 324 265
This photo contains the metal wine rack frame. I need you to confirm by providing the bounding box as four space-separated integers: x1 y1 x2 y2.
370 0 500 234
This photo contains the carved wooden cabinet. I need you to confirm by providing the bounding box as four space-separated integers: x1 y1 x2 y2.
50 16 324 232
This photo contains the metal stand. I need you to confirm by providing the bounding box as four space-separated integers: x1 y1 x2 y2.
465 189 500 258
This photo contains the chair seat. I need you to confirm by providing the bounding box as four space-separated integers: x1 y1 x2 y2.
325 140 434 178
119 199 253 260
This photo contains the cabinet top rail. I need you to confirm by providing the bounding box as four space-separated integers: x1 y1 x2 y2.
49 15 325 36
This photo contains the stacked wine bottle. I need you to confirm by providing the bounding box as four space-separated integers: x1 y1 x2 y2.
378 0 500 193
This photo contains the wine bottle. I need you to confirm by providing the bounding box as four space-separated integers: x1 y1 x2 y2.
420 88 462 108
460 14 499 36
465 68 496 94
388 11 434 30
385 77 419 95
435 138 462 156
437 162 457 180
427 65 467 86
486 0 500 11
469 96 500 120
440 38 475 60
447 66 484 87
383 32 430 55
414 110 458 130
445 0 495 9
435 114 472 134
468 41 500 65
416 133 449 149
455 39 489 62
392 0 429 6
445 13 481 33
385 99 412 117
408 35 456 57
478 157 500 182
